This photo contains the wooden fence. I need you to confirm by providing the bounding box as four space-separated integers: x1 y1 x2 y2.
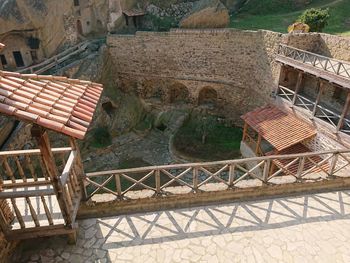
277 44 350 79
84 149 350 201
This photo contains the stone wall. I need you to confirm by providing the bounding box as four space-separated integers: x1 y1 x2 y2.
106 29 335 122
318 34 350 62
107 29 284 121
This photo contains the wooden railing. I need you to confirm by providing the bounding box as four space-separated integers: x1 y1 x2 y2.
277 44 350 79
0 147 81 239
16 39 103 74
278 85 350 134
84 149 350 201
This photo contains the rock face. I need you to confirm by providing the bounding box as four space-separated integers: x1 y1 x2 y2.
179 0 230 29
0 0 77 56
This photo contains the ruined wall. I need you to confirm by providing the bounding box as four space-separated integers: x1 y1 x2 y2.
107 29 284 121
107 29 327 122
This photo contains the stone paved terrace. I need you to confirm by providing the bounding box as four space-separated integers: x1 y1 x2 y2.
12 190 350 263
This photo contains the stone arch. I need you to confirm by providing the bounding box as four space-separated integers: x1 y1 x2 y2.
140 80 163 100
169 82 190 103
198 86 218 106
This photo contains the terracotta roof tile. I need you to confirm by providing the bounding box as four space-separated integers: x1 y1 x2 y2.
0 70 103 139
241 105 316 151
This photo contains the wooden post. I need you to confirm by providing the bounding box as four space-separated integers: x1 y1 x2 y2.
292 71 303 105
312 80 323 116
31 125 72 227
193 168 198 192
255 134 262 155
337 91 350 132
228 164 235 187
242 122 248 142
69 137 87 201
262 159 271 183
155 170 161 195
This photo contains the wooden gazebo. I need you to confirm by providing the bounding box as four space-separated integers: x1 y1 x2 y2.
241 105 329 176
0 69 103 242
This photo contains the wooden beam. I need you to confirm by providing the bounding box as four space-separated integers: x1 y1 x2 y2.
337 90 350 132
6 224 77 241
31 125 73 227
292 71 303 105
312 80 323 116
0 189 54 199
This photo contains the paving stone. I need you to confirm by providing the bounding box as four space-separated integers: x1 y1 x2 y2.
10 190 350 263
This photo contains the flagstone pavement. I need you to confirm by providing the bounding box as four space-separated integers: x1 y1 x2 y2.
12 190 350 263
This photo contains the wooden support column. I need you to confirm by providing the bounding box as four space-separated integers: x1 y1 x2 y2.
292 71 303 105
242 122 248 142
278 66 288 85
255 134 262 155
69 137 87 201
31 125 72 227
337 91 350 132
312 80 323 116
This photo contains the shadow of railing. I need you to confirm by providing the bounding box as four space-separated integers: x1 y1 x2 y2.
95 190 350 250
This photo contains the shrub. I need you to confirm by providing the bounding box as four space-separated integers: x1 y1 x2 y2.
298 8 330 32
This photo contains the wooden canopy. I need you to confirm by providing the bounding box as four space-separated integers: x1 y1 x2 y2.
241 105 316 151
0 70 103 139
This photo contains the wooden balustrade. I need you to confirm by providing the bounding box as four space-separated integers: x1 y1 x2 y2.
84 149 350 201
278 44 350 79
277 85 350 134
0 147 81 239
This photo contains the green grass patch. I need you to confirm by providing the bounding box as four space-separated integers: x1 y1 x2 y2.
231 0 350 35
173 114 243 161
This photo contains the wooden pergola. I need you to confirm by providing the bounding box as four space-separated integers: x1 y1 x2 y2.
240 105 327 176
0 69 103 242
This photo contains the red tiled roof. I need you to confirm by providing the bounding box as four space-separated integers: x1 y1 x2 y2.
241 105 316 151
0 70 103 139
266 143 329 176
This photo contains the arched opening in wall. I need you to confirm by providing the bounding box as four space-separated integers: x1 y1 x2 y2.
141 81 163 101
198 87 218 106
77 20 83 35
169 83 189 104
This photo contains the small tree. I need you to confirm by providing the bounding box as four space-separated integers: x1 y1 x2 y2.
298 8 330 32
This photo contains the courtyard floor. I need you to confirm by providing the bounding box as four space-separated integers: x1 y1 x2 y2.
13 190 350 263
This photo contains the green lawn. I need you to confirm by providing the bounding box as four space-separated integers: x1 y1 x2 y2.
230 0 350 36
173 113 243 161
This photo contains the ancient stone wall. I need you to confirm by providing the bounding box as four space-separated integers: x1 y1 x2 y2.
107 29 284 121
318 34 350 62
107 29 335 122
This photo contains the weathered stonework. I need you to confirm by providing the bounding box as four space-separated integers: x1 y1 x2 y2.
107 29 349 122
